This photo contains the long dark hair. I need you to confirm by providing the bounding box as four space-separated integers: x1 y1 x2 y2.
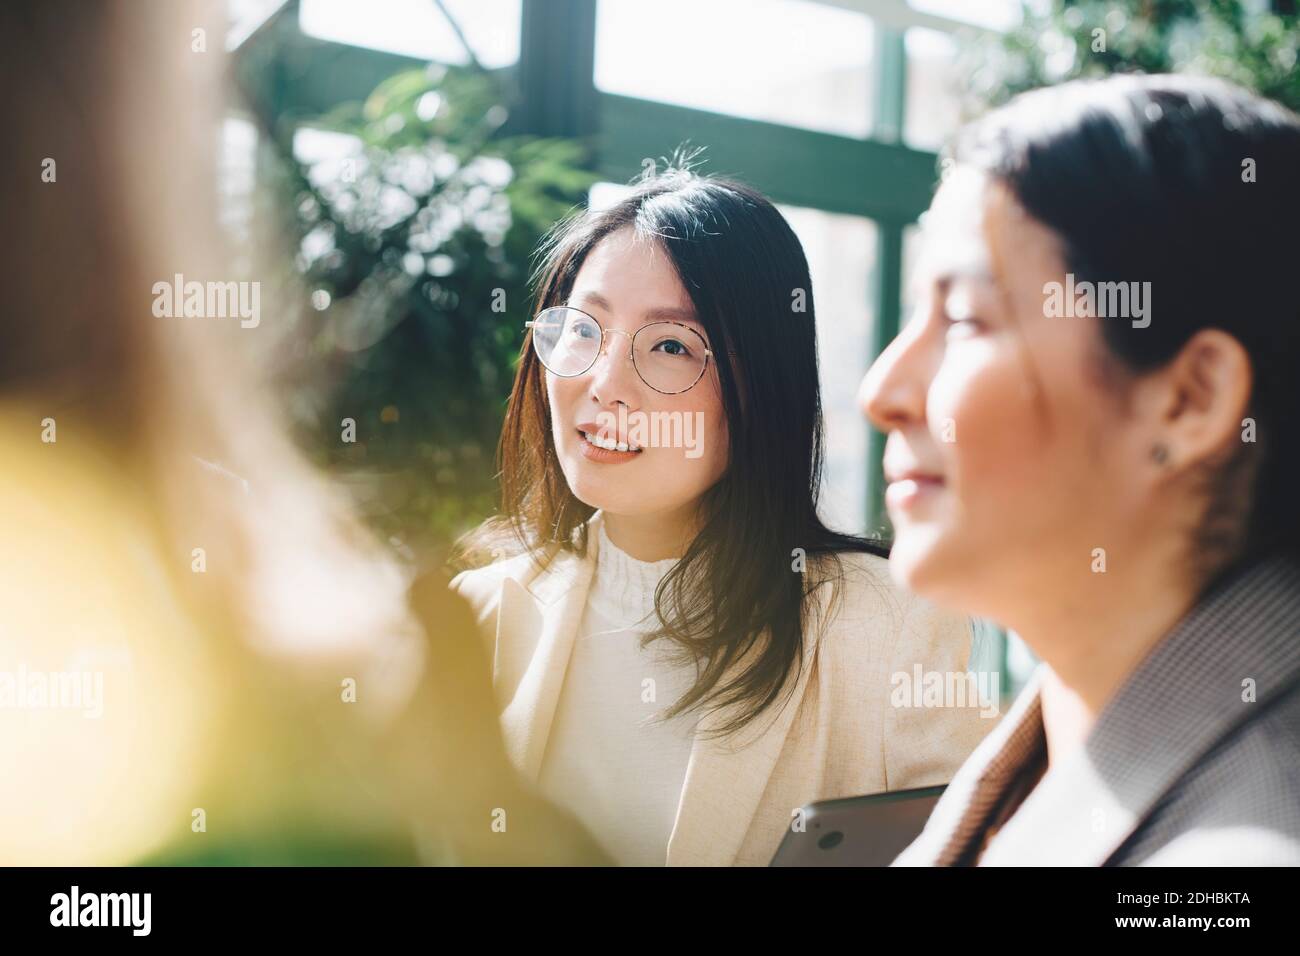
949 74 1300 585
464 165 887 737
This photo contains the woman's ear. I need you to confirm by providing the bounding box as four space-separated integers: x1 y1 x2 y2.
1151 328 1253 473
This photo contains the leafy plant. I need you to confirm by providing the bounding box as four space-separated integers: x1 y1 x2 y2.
961 1 1300 114
259 63 595 552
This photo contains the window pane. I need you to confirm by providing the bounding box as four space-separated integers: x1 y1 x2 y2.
595 0 874 139
226 0 283 49
901 220 925 325
219 117 259 256
300 0 521 67
587 181 632 213
779 206 876 534
903 27 961 151
906 0 1021 31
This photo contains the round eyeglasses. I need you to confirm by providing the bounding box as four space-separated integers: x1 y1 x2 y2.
525 306 713 395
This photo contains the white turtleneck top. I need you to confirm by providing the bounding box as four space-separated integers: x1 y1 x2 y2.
536 522 700 866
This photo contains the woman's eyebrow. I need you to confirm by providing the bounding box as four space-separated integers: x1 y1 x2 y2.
569 291 699 325
568 290 611 311
643 306 699 324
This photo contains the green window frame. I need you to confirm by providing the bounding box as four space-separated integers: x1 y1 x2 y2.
235 0 1013 697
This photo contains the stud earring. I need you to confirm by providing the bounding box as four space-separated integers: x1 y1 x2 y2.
1150 442 1170 465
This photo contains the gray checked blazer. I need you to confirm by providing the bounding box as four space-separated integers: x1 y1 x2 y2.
893 554 1300 866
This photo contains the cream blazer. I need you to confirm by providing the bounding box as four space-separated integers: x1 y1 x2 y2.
450 516 996 866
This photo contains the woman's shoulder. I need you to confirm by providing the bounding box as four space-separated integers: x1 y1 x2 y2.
449 540 591 613
805 547 905 627
806 548 973 660
450 549 544 608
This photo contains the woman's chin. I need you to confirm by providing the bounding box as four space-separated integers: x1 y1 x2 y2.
888 529 989 619
886 527 948 596
565 473 642 517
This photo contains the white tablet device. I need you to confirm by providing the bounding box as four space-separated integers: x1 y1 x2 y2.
768 784 947 867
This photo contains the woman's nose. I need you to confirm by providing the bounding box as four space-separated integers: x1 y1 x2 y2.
586 329 641 405
858 320 930 432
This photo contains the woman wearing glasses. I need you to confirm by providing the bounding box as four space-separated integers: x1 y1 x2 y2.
450 169 994 866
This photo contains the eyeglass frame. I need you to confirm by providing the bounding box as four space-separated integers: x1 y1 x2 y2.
524 306 716 395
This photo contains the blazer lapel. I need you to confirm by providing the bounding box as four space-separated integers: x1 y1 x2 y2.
665 636 821 866
975 722 1141 866
876 667 1135 867
893 668 1049 866
497 544 597 783
988 556 1300 865
906 555 1300 866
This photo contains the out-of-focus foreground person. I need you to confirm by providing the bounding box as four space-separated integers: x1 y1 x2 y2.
0 0 604 866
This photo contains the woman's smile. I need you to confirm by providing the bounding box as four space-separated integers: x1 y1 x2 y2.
576 424 644 463
884 474 946 512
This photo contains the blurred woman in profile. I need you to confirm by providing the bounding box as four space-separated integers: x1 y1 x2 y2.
0 0 601 866
452 170 994 866
861 74 1300 865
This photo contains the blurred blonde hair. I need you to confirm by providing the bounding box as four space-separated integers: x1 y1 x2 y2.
0 0 431 864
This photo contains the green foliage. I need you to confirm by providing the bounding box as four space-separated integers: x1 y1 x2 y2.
270 65 595 551
961 1 1300 114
